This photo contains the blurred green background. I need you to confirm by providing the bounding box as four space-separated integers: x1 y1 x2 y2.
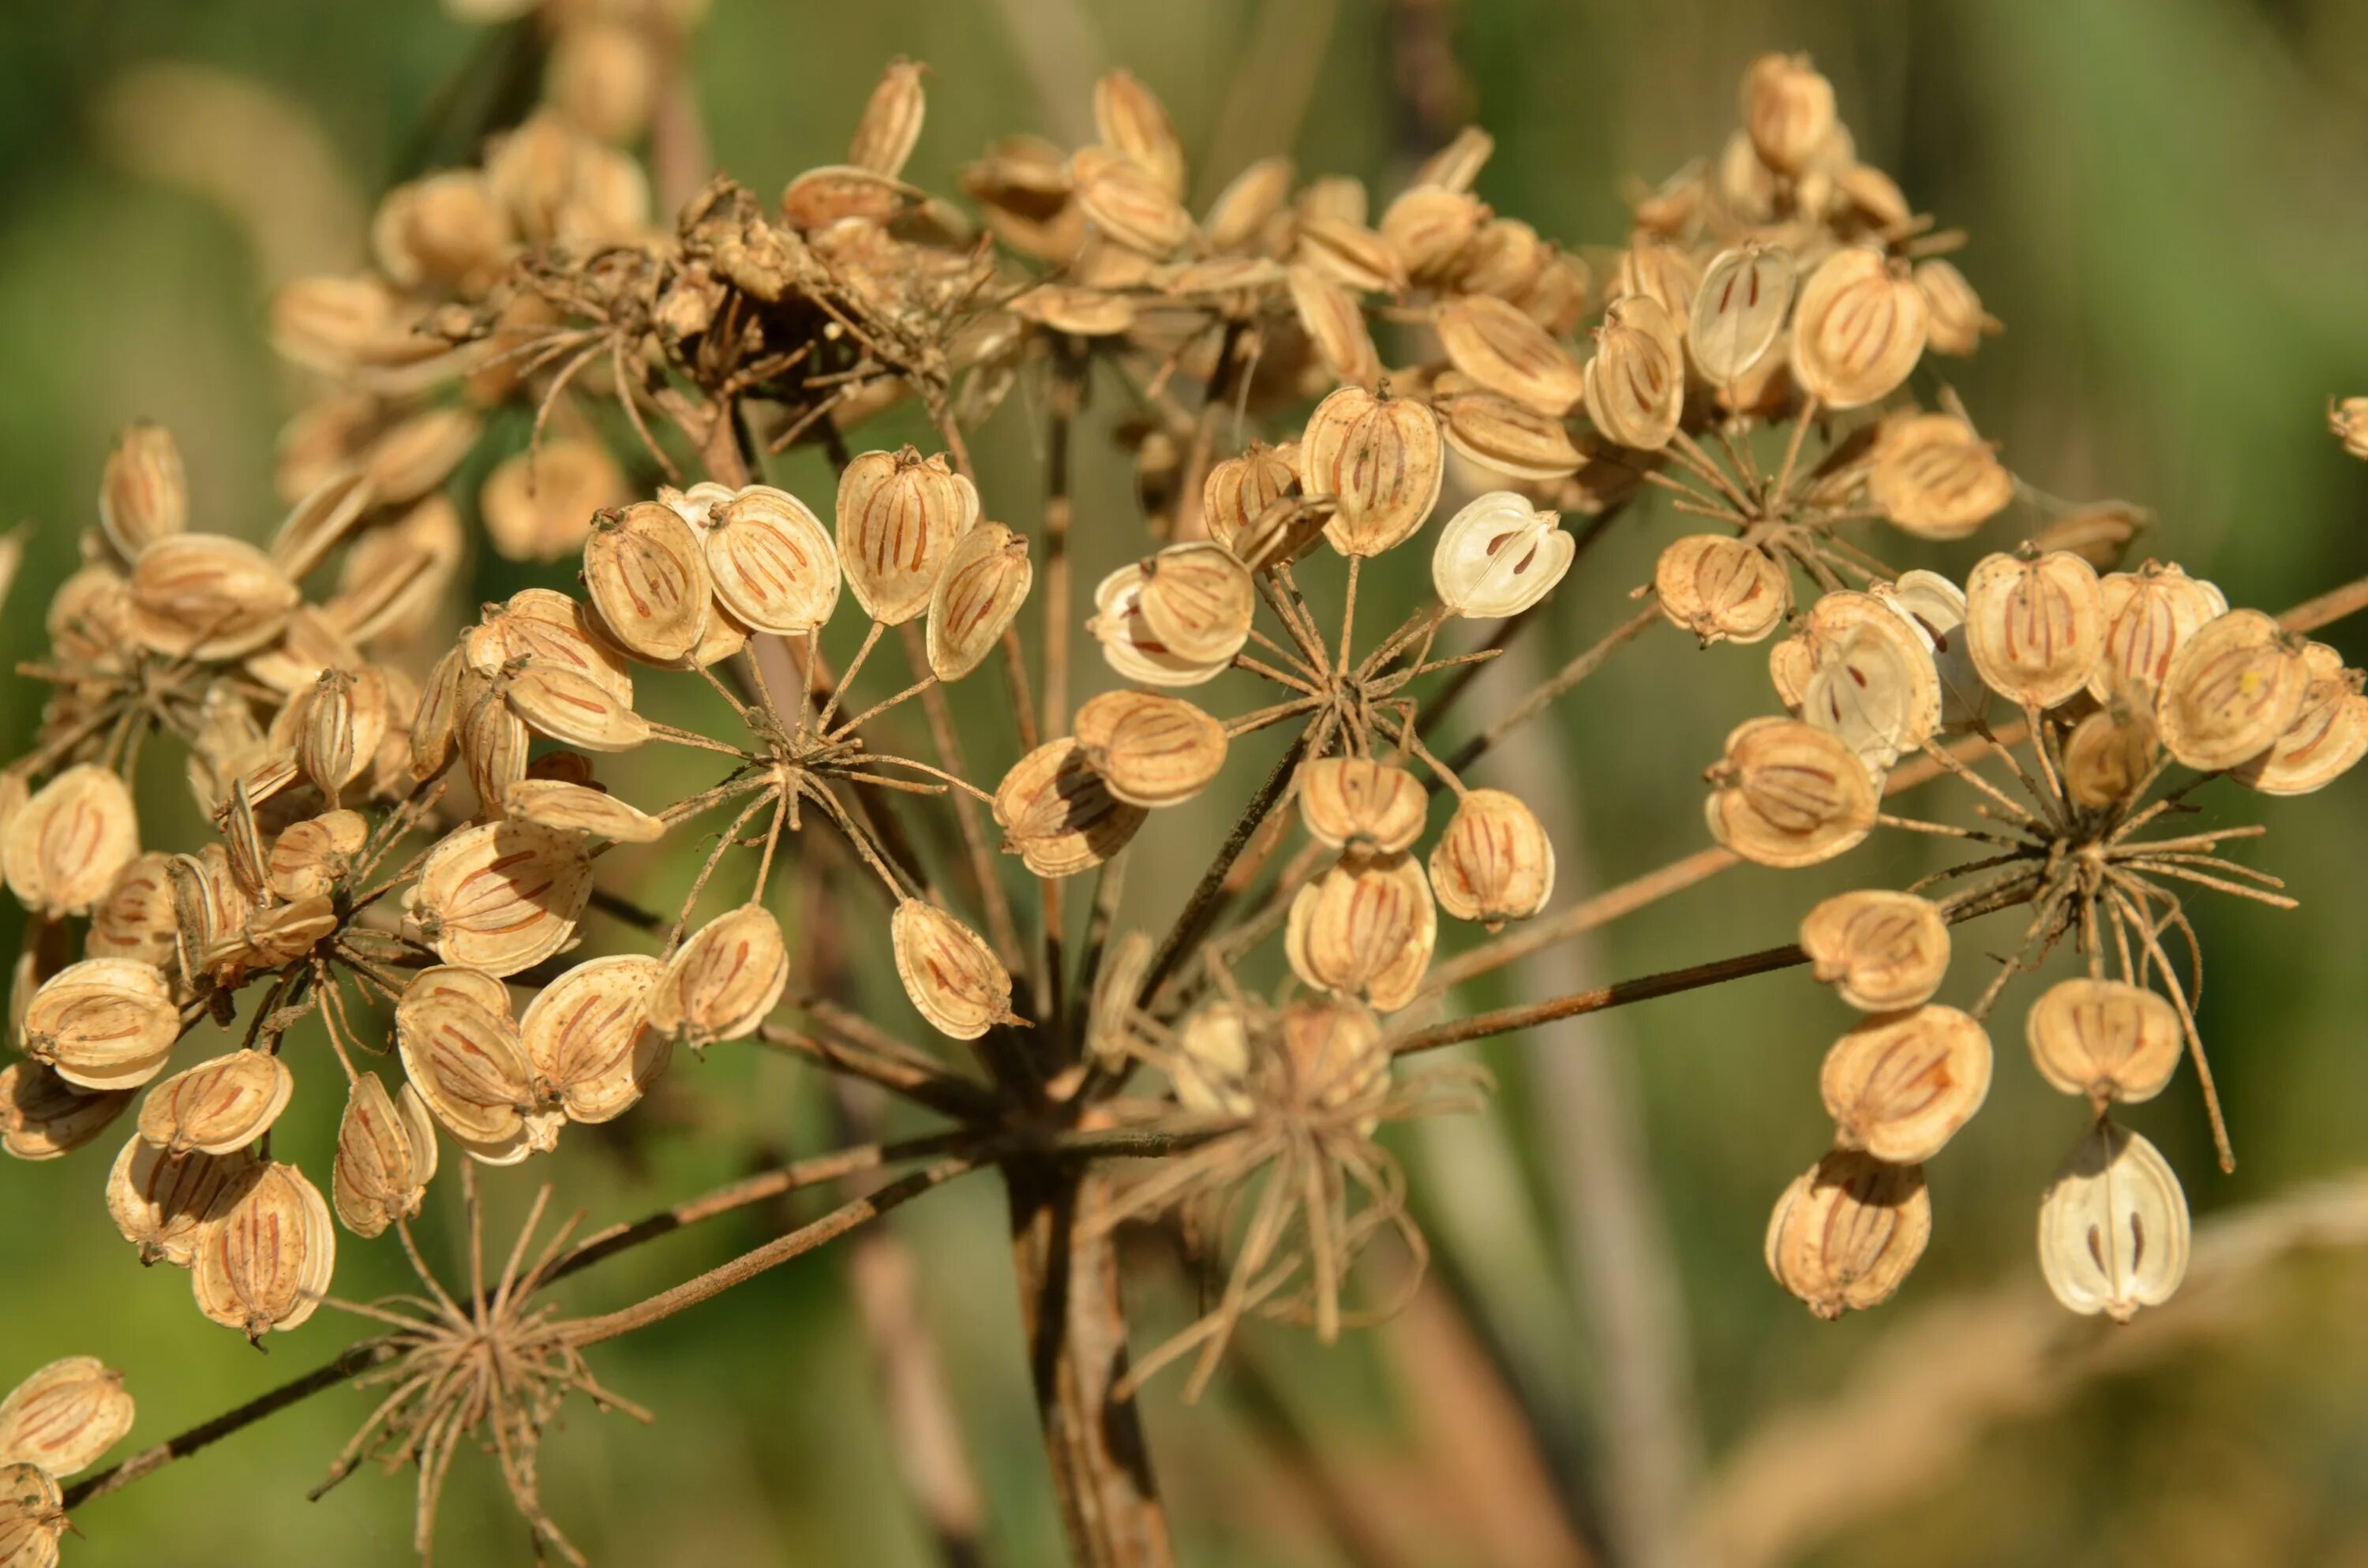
4 1 2368 1565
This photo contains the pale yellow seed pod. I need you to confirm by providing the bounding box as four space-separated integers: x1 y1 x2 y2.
371 167 515 294
1286 266 1381 389
1201 444 1301 551
461 673 531 811
2037 1120 2188 1323
2330 396 2368 461
1298 758 1427 855
994 740 1147 877
2154 608 2311 772
1230 495 1338 576
1789 248 1927 410
1820 1005 1992 1164
1298 387 1445 557
2025 979 2183 1106
1704 717 1877 869
1609 239 1700 324
21 960 178 1092
705 485 841 636
1654 535 1787 646
504 664 650 754
1868 414 2013 541
1010 283 1134 338
0 1061 130 1162
1688 243 1797 385
1295 215 1407 296
298 668 388 805
836 447 977 626
191 1159 336 1342
266 810 368 903
1834 162 1913 230
128 534 302 661
779 163 920 231
1201 155 1293 251
0 1461 65 1568
246 896 338 969
1280 997 1389 1127
849 57 927 177
1798 612 1943 771
2062 706 2159 810
98 423 188 562
646 904 790 1050
0 1357 134 1477
1799 890 1950 1012
1073 690 1227 808
2089 561 2227 709
1429 788 1555 930
1085 550 1246 688
502 778 665 843
396 984 538 1150
1285 851 1437 1013
1379 185 1488 283
360 406 480 507
467 587 635 703
1437 295 1586 416
1878 569 1988 729
412 821 592 977
583 502 713 664
521 954 670 1124
1742 51 1836 174
1430 492 1576 619
1962 549 2107 710
927 522 1032 681
1413 124 1494 193
86 851 178 968
1071 144 1193 256
892 900 1017 1042
1452 217 1547 301
1432 384 1580 481
1092 70 1184 196
1913 260 1999 357
332 1073 439 1238
2234 643 2368 796
1174 1001 1253 1117
1765 1149 1930 1320
104 1136 259 1267
1583 294 1684 451
481 439 625 563
136 1051 293 1158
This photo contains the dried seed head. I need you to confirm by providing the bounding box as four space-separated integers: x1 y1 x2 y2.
265 810 368 903
466 588 635 704
1655 535 1787 646
1913 260 1998 356
1963 549 2107 709
0 1061 130 1162
1868 414 2012 541
836 447 978 625
2154 608 2311 772
1437 295 1587 416
1765 1150 1930 1319
99 423 188 561
1298 387 1445 557
1429 788 1555 930
87 851 179 968
1380 185 1488 283
502 778 665 843
6 766 139 919
137 1050 293 1158
1742 52 1836 174
849 58 927 176
1688 243 1797 385
1789 248 1927 410
1797 602 1943 770
1072 144 1194 255
706 485 842 635
0 1357 133 1477
1073 690 1228 807
927 522 1032 681
1583 294 1685 451
995 739 1147 877
21 959 178 1092
504 664 650 754
2062 706 2160 809
646 904 790 1050
414 821 593 977
1431 384 1581 481
2235 642 2368 796
583 502 713 664
1820 1005 1992 1164
1285 851 1437 1012
2089 561 2227 710
104 1135 260 1268
1298 758 1427 856
191 1158 336 1342
2026 979 2183 1106
521 954 670 1124
481 439 624 563
891 900 1017 1041
332 1073 439 1238
1287 266 1381 388
397 980 541 1153
128 534 302 661
2037 1120 2188 1323
1799 890 1951 1012
1704 717 1878 869
1201 443 1301 551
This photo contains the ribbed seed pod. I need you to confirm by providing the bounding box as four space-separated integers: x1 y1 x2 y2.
0 1461 64 1568
1298 758 1427 854
5 765 140 918
2234 642 2368 796
2037 1120 2188 1322
21 960 179 1092
1087 559 1233 687
136 1051 293 1158
1454 217 1546 300
582 501 712 664
1432 384 1581 481
1688 243 1796 384
1704 717 1877 869
706 485 841 635
646 904 789 1050
87 852 179 968
520 954 669 1123
1429 789 1555 930
2154 608 2311 772
0 1357 134 1477
504 663 650 753
1287 266 1381 388
1963 550 2106 710
994 740 1147 877
1583 294 1684 451
267 470 375 582
1437 295 1586 416
408 646 468 784
296 668 387 805
0 1062 130 1162
127 536 300 660
1298 387 1444 557
1280 998 1388 1125
104 1135 260 1267
466 588 635 703
849 57 927 177
480 438 624 563
1295 215 1407 296
245 896 338 968
1820 1006 1991 1163
891 901 1017 1042
1135 543 1256 663
2025 979 2184 1106
1799 891 1950 1012
1173 1001 1253 1116
1072 691 1227 807
99 423 188 561
1798 607 1943 771
1231 495 1338 575
1789 248 1926 410
1914 260 1999 357
1877 569 1988 729
1655 535 1787 646
1765 1150 1929 1319
1380 185 1487 283
927 522 1032 681
191 1159 336 1342
332 1073 439 1238
396 984 539 1150
1198 155 1291 250
412 822 592 976
266 810 368 903
2089 562 2227 709
1868 414 2012 541
1285 851 1437 1012
2062 707 2160 809
1742 52 1836 174
1201 444 1301 551
836 447 978 625
1071 145 1193 256
502 778 666 843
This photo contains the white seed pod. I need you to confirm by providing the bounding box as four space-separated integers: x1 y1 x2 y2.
1072 691 1227 808
2089 561 2228 709
1286 264 1381 389
2037 1120 2189 1323
413 821 592 977
2062 707 2160 810
2234 642 2368 796
1437 295 1586 416
5 765 140 918
520 954 670 1123
396 984 538 1149
266 810 369 903
1820 1005 1992 1164
502 778 665 843
582 501 712 664
104 1135 260 1268
1201 444 1302 550
927 522 1032 681
504 664 650 754
1798 608 1943 771
836 447 978 626
1789 248 1927 410
136 1051 293 1158
1298 758 1427 855
0 1061 130 1162
1963 550 2107 710
0 1357 134 1477
1688 243 1797 384
1285 851 1437 1013
1875 570 1988 730
0 1462 64 1568
1765 1150 1930 1320
127 535 301 660
891 901 1017 1041
98 423 188 561
1297 387 1445 557
21 959 179 1092
646 904 790 1050
2154 608 2311 773
1583 294 1684 451
994 739 1147 877
1799 890 1951 1012
1655 535 1788 646
1173 1001 1253 1117
191 1159 336 1342
2025 979 2184 1106
481 438 624 563
1868 414 2013 541
1742 51 1836 174
1429 788 1555 930
332 1073 439 1238
465 588 635 704
1430 492 1575 619
1704 717 1877 869
87 851 180 968
705 485 841 635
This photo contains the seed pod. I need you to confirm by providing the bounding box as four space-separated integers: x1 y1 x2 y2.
460 674 531 810
104 1135 260 1267
927 522 1032 682
2063 707 2159 810
86 852 178 968
191 1159 336 1342
1437 295 1586 416
1426 492 1574 620
2037 1120 2188 1322
1877 570 1988 729
1201 444 1300 551
5 765 140 918
1914 260 1999 357
298 668 387 806
1429 788 1555 930
1765 1150 1930 1319
1081 928 1153 1072
1452 217 1546 301
397 982 538 1149
1821 1006 1991 1163
2154 608 2311 772
1705 717 1877 869
0 1357 134 1477
1073 691 1227 807
265 470 377 586
2332 397 2368 461
332 1073 439 1237
646 904 790 1050
1431 384 1581 481
849 57 927 176
264 810 367 904
0 1461 63 1568
1380 185 1488 283
21 960 178 1092
1800 890 1950 1012
1296 215 1408 296
1800 612 1943 771
2089 561 2227 709
1287 266 1381 389
137 1051 293 1158
481 438 624 563
1608 238 1700 320
1280 997 1389 1121
1742 52 1836 174
1655 535 1787 646
1583 294 1684 451
1088 563 1230 687
413 821 593 976
0 1061 129 1162
502 778 665 843
1790 248 1927 410
1173 1001 1253 1116
836 447 977 625
246 896 337 969
521 954 669 1123
1231 495 1338 575
1139 543 1257 662
1190 153 1287 251
1298 758 1426 854
504 664 650 754
1868 414 2012 541
467 588 636 704
99 423 188 561
1963 549 2107 710
1689 243 1796 384
1070 143 1193 256
1297 387 1445 557
1285 851 1437 1013
127 535 301 661
995 739 1147 877
891 901 1017 1042
2026 979 2183 1106
583 502 712 664
706 485 841 635
2235 642 2368 796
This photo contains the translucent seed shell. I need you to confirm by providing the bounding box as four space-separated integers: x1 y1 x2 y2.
2025 979 2183 1106
1765 1149 1930 1320
190 1159 336 1342
1437 294 1586 416
1297 387 1445 557
892 901 1016 1042
1742 51 1836 174
2037 1120 2188 1323
413 821 593 977
2154 608 2311 773
994 739 1147 878
1429 788 1555 930
583 501 712 664
1789 248 1927 410
1704 717 1877 869
1797 607 1943 771
1820 1005 1992 1164
520 954 670 1123
1073 691 1227 808
136 1050 294 1158
1963 550 2107 710
0 1357 134 1478
927 522 1032 682
5 765 140 919
1432 492 1574 619
1134 543 1257 665
2234 644 2368 796
1799 890 1950 1012
1688 243 1796 384
836 447 978 626
706 485 842 635
1297 758 1428 855
1583 294 1684 451
646 904 790 1050
1868 414 2012 541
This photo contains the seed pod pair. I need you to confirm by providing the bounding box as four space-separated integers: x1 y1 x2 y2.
1656 536 1786 646
1583 295 1684 451
467 588 637 705
1431 492 1576 619
1073 691 1227 807
21 959 180 1092
646 904 789 1050
1963 550 2106 710
1298 386 1444 557
1799 891 1950 1012
1201 444 1301 550
98 424 188 561
2088 562 2227 710
1285 851 1437 1013
1871 569 1988 730
995 740 1145 877
1429 789 1554 930
1437 295 1586 416
397 967 560 1164
332 1073 440 1237
2155 608 2311 772
412 821 593 977
521 954 672 1121
1868 414 2012 541
583 502 714 664
1704 717 1877 869
2037 1119 2188 1323
1089 544 1253 686
127 535 301 661
1790 248 1927 410
104 1134 260 1267
192 1159 336 1342
1299 758 1427 855
1793 590 1943 770
2233 642 2368 796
